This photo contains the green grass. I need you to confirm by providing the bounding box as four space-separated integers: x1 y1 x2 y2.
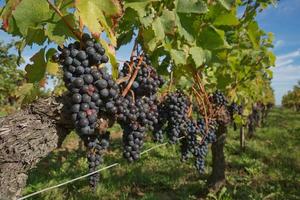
23 108 300 200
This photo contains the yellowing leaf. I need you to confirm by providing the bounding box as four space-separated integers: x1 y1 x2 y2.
75 0 102 34
46 61 59 76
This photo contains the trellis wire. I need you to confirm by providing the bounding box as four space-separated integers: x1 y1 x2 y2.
18 138 184 200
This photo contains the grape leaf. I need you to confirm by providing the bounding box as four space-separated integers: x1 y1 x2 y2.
25 48 46 83
25 27 46 46
197 25 230 49
175 13 195 42
217 0 235 10
152 17 165 42
189 47 205 67
247 21 263 49
142 28 157 52
46 14 77 45
170 49 187 65
75 0 117 45
75 0 103 34
176 0 208 14
12 0 50 35
46 61 59 76
213 12 239 26
100 39 119 79
125 1 155 27
160 10 176 35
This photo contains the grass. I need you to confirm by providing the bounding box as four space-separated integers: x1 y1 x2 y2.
23 108 300 200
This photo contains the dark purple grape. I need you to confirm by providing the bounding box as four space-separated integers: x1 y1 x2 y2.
72 93 82 103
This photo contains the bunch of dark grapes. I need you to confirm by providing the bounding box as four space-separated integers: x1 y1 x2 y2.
121 123 145 162
54 33 119 188
160 91 190 144
116 56 164 162
211 90 228 107
118 56 164 96
84 132 110 189
228 102 243 116
180 118 217 174
54 33 119 135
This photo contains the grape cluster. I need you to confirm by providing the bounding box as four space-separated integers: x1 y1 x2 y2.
119 56 164 96
121 123 145 162
211 90 228 107
180 119 217 173
160 91 190 144
116 56 164 162
55 34 120 136
228 102 243 116
85 132 110 189
55 34 119 188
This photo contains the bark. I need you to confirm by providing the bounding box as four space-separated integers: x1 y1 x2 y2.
207 107 230 191
0 97 73 200
240 126 245 151
208 123 227 191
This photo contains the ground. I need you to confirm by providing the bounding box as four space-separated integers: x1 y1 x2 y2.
23 108 300 200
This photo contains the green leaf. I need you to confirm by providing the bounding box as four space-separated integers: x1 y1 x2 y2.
25 27 46 46
170 49 187 65
176 0 208 14
99 39 118 79
213 12 239 26
25 48 46 83
160 10 176 35
152 17 165 41
217 0 235 10
46 14 77 45
12 0 50 35
189 46 205 67
247 21 263 49
175 13 195 42
197 25 229 49
143 28 157 52
125 1 155 27
45 48 57 61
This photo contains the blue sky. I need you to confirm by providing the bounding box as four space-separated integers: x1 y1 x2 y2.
256 0 300 104
0 0 299 105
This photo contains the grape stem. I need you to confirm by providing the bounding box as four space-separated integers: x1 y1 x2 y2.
121 55 144 97
192 86 209 133
168 71 173 92
47 0 82 40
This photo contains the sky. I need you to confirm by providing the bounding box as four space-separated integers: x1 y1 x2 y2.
256 0 300 104
0 0 299 105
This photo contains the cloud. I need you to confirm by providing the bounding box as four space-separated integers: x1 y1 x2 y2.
272 49 300 104
276 49 300 64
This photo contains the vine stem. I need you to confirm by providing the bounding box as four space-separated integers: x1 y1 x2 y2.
121 55 144 97
192 86 209 133
195 73 212 116
168 71 173 92
47 0 81 40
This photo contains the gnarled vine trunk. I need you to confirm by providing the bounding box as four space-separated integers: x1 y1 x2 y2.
0 97 72 200
208 123 227 191
207 108 230 191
